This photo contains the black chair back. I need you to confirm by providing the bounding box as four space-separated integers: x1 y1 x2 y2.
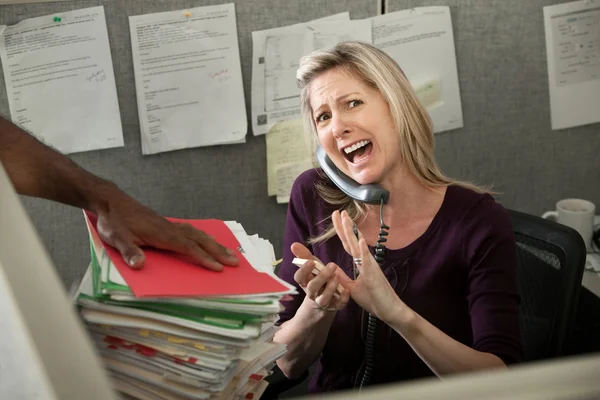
508 209 587 361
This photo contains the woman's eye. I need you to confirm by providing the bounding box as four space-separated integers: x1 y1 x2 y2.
348 99 363 108
316 113 330 123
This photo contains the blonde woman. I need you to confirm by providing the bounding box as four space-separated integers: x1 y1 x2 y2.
272 42 522 393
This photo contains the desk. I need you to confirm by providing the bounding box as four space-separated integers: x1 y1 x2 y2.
582 214 600 298
582 269 600 298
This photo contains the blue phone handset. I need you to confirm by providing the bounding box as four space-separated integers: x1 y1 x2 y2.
315 145 389 205
315 145 390 389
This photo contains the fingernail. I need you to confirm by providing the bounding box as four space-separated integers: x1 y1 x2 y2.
226 248 237 257
129 255 143 268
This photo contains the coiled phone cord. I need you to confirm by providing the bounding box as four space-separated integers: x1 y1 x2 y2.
358 197 389 389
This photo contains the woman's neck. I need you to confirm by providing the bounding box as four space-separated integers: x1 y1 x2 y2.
366 167 447 227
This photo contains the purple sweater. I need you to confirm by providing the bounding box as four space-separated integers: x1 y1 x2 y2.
277 168 523 393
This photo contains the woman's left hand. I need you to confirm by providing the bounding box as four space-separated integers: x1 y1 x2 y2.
332 210 404 323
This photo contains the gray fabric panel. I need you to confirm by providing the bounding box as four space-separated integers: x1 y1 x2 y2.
0 0 380 288
385 0 600 214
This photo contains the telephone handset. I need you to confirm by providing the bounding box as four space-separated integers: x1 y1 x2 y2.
315 145 390 389
315 145 389 205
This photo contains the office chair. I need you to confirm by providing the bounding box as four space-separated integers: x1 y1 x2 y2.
508 209 587 361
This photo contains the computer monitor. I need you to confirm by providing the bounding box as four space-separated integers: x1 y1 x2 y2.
0 163 117 400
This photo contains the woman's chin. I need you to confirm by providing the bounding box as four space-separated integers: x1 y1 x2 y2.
349 170 381 186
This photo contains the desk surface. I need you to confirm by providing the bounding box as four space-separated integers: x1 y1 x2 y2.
582 269 600 298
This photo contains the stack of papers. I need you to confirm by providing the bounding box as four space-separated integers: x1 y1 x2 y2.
73 211 296 399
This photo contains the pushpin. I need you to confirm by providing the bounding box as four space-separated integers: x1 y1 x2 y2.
53 16 61 22
184 11 192 17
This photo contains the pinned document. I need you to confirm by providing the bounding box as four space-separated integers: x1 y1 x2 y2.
251 12 350 136
129 4 247 154
543 0 600 129
304 19 372 54
370 7 463 133
0 6 123 154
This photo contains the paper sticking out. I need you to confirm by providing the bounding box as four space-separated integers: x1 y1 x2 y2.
414 79 444 110
543 0 600 130
266 119 312 202
0 6 124 154
129 4 247 154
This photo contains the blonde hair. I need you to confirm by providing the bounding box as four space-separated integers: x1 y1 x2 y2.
297 41 488 243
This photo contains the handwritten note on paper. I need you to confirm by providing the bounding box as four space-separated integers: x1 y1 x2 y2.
414 79 443 110
129 4 247 154
0 6 123 154
266 119 312 196
276 160 314 204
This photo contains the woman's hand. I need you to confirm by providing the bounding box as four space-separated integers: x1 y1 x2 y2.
291 242 351 312
332 210 404 323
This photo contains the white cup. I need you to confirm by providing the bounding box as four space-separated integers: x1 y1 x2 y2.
542 198 596 252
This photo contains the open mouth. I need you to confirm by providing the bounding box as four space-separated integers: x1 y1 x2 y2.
343 140 372 164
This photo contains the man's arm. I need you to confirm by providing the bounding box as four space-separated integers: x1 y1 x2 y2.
0 115 239 270
0 116 112 209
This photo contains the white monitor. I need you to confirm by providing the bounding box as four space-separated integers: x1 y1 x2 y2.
0 163 117 400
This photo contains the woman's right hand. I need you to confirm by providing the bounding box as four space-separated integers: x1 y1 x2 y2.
291 242 351 311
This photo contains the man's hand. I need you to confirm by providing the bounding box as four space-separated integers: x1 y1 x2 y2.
96 190 239 271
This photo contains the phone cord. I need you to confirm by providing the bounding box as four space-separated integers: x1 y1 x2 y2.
358 198 389 389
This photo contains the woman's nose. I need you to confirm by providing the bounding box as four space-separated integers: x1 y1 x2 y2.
330 114 351 139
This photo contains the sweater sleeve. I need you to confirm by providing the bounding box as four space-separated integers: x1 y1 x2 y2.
463 196 524 364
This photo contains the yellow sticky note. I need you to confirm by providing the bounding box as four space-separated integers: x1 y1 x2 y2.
275 160 314 204
266 119 312 197
139 329 150 337
193 343 207 351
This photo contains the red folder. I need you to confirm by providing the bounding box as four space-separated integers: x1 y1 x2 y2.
84 211 289 298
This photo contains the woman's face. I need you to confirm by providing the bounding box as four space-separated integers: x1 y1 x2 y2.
309 68 402 186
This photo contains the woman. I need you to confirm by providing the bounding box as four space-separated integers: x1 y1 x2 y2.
272 41 523 393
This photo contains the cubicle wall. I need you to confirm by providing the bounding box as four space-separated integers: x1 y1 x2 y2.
0 0 598 288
